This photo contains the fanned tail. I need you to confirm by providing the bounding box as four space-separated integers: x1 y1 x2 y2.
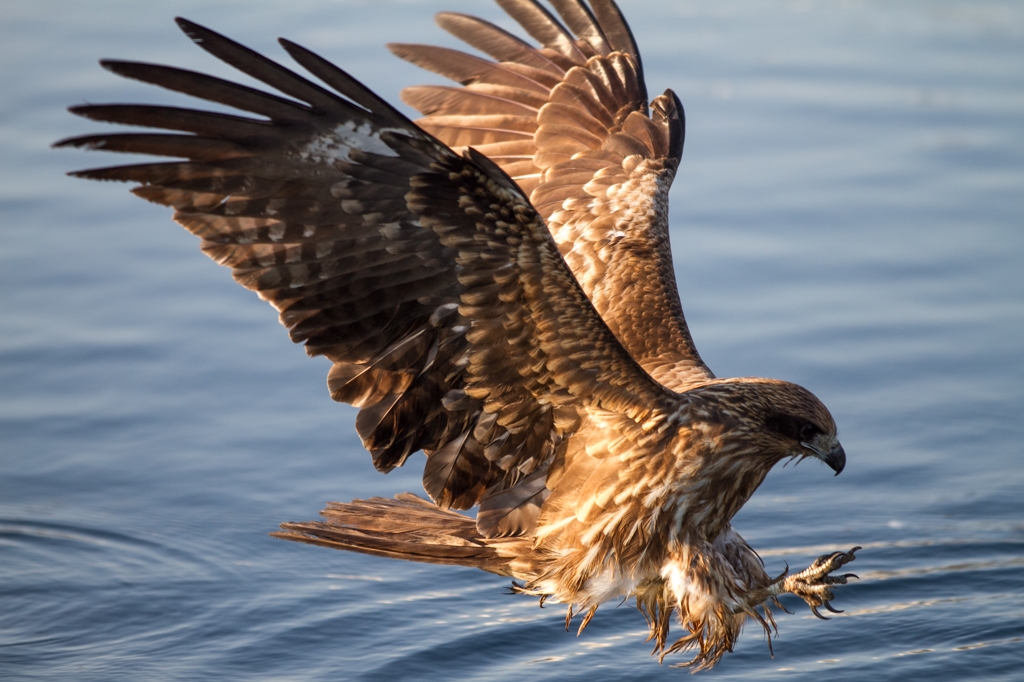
273 493 525 576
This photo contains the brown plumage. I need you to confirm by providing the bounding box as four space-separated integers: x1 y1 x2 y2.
59 1 858 670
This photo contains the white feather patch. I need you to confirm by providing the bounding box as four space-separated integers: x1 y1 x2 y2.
300 121 402 164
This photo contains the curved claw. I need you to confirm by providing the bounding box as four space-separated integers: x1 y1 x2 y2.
823 601 843 614
842 573 859 580
809 605 830 620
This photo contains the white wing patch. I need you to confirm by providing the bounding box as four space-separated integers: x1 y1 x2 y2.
300 121 402 164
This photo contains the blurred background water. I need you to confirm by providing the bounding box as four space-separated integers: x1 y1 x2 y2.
2 0 1022 679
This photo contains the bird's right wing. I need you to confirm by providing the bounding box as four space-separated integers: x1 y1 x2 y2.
391 0 715 389
58 18 682 537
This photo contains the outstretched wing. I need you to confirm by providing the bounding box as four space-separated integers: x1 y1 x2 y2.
58 19 680 536
392 0 714 388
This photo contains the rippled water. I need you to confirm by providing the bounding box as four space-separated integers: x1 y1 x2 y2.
2 0 1023 679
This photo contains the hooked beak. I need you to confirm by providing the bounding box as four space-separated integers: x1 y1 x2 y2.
802 440 846 476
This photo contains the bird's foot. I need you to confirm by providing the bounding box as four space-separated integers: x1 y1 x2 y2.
506 580 550 608
778 546 861 619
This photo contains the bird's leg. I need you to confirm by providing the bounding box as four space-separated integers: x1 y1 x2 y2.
769 546 860 619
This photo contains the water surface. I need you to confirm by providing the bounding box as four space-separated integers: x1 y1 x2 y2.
2 1 1022 680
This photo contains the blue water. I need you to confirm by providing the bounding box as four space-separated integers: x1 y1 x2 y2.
2 1 1023 679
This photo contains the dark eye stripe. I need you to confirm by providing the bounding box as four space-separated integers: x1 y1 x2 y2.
765 413 823 441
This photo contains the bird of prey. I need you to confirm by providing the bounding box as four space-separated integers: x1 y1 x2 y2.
59 0 859 670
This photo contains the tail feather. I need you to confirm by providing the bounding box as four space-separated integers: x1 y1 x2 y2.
272 493 522 575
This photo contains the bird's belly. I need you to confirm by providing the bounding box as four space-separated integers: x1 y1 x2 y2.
575 569 641 608
528 565 641 607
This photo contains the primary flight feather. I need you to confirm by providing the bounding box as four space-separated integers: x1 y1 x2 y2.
59 0 858 669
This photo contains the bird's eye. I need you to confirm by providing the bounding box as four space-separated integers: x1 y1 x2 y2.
800 424 817 441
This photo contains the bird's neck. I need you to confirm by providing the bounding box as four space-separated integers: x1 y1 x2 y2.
672 452 774 543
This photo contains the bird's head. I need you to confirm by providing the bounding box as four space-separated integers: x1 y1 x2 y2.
689 378 845 476
763 403 845 475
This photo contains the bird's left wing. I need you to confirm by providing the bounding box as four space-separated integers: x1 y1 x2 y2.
58 19 680 535
390 0 715 389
